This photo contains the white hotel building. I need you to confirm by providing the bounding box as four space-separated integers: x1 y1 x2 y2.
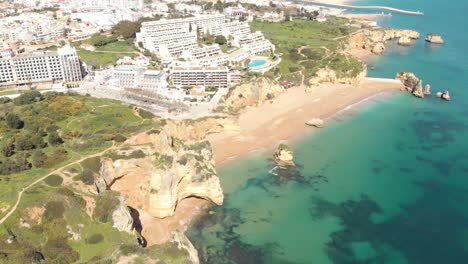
136 14 226 57
0 45 83 87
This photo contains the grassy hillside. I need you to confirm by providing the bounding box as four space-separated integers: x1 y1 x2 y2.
0 91 158 219
250 18 364 84
0 91 191 263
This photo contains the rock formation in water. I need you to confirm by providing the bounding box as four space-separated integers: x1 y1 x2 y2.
395 71 427 98
348 28 420 54
98 132 224 219
222 77 283 112
436 90 451 101
397 36 412 46
424 84 431 95
306 118 324 128
274 144 294 166
111 194 134 233
425 34 444 44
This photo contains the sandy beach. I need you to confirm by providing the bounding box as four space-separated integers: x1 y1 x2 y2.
209 78 405 165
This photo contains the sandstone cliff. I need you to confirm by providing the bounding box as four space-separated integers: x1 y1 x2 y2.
111 194 134 233
308 66 367 88
98 132 224 219
223 77 283 112
348 28 420 55
395 71 428 98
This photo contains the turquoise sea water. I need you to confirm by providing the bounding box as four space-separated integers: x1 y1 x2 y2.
248 59 267 68
188 0 468 263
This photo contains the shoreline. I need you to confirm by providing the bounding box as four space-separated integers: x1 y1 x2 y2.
209 78 404 166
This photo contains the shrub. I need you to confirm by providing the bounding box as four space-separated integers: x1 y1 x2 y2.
48 131 63 146
44 174 63 186
43 148 68 168
80 169 95 185
43 201 65 221
32 150 47 168
86 233 104 244
93 191 120 223
81 157 102 173
6 113 24 129
1 139 15 157
13 90 43 105
113 134 127 143
137 108 155 119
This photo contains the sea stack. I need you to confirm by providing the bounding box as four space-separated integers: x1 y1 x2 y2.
395 71 425 98
274 144 294 166
436 90 451 101
424 84 431 95
425 34 444 44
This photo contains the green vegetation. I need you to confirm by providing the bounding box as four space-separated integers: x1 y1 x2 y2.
104 149 146 161
0 91 156 219
250 18 364 82
44 174 63 187
93 191 120 223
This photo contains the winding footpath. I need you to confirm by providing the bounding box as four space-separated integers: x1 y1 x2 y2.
296 0 424 16
0 143 116 225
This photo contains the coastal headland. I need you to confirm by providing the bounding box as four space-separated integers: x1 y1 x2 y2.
209 78 405 165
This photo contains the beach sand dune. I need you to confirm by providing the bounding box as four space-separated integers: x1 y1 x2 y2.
209 79 404 165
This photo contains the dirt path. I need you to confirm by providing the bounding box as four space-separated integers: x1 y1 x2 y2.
0 142 116 225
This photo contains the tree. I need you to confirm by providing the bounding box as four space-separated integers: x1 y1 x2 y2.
215 35 227 45
111 20 140 39
48 131 63 146
6 113 24 129
13 90 42 105
1 139 14 157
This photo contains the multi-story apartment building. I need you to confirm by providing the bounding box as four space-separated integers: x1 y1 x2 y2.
0 45 83 86
236 31 275 55
137 21 198 57
223 6 246 18
111 65 166 90
221 21 251 39
137 14 227 56
171 66 230 89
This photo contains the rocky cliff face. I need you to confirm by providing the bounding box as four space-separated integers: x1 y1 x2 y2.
308 66 367 88
111 195 134 233
348 28 420 55
99 132 224 219
223 77 283 112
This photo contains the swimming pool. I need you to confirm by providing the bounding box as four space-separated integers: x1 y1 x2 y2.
248 59 267 68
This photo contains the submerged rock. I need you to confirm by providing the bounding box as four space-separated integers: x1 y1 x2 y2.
306 118 324 128
274 144 294 166
425 33 444 44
